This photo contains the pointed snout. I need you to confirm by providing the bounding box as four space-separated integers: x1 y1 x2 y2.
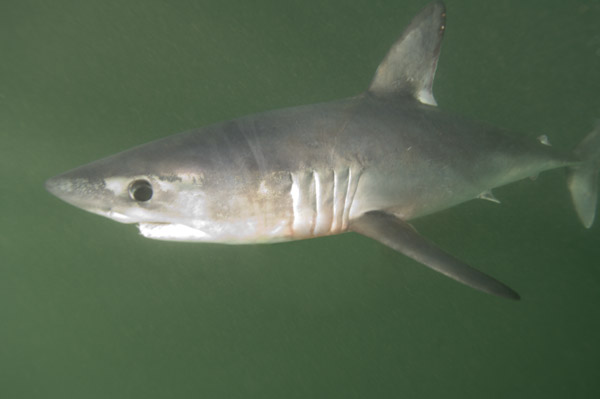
45 174 74 203
45 175 67 200
44 171 107 211
45 167 158 225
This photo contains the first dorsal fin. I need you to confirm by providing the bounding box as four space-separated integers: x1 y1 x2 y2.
368 1 446 106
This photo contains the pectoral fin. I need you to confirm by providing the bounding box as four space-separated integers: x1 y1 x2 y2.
350 211 520 300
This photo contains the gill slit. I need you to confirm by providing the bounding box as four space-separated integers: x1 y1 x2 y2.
290 167 361 237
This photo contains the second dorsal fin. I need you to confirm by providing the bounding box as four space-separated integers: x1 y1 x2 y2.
368 1 446 106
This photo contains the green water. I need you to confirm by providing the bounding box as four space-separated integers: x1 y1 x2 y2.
2 0 600 397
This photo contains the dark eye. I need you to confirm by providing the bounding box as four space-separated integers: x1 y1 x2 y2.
129 180 153 202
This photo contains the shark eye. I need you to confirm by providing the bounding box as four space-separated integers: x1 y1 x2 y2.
129 179 153 202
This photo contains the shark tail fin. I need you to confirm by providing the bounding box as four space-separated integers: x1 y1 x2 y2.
567 121 600 228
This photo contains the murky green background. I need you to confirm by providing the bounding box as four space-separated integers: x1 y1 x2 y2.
2 0 599 397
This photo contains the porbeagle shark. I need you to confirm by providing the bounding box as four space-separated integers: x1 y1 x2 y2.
46 2 600 300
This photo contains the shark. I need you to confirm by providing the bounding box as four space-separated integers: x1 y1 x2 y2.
46 1 600 300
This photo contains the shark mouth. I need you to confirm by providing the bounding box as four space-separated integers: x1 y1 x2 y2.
137 223 210 241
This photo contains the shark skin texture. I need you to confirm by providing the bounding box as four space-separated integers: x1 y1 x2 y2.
46 2 600 300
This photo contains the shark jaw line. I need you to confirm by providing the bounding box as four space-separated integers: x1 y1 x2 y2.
137 222 211 241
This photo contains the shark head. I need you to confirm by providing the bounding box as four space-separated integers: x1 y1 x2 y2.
45 126 296 243
45 133 220 241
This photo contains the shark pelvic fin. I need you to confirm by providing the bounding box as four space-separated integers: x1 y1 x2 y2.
567 121 600 228
478 190 500 204
350 211 520 300
537 134 551 146
368 1 446 106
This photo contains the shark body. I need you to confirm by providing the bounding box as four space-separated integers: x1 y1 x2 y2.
46 2 600 300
